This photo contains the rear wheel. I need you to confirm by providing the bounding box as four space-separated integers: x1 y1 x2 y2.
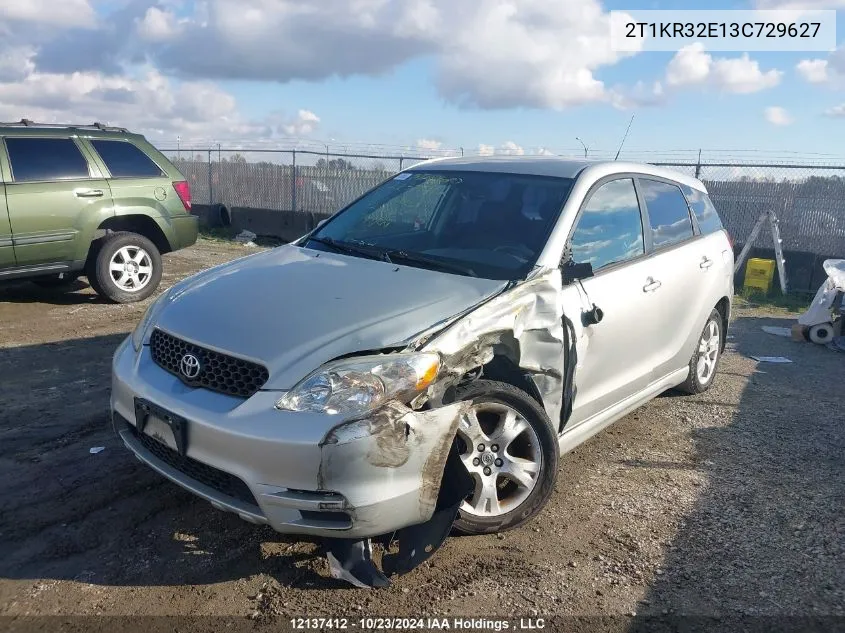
87 232 161 303
452 380 559 535
678 308 723 394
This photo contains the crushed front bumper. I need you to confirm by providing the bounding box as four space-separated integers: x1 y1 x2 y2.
111 337 464 539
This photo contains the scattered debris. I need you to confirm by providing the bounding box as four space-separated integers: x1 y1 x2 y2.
761 326 792 338
88 447 105 454
234 230 257 244
750 356 793 364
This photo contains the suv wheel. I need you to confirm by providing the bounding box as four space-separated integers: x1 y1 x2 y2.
87 232 162 303
678 308 723 394
452 380 559 535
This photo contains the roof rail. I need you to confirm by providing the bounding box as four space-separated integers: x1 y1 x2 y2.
0 119 129 133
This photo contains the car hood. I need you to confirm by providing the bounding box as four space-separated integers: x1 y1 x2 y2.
154 245 507 389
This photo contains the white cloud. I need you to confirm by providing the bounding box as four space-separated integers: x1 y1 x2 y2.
497 141 525 156
764 106 793 126
824 104 845 117
24 0 640 112
0 46 36 82
137 7 185 42
0 0 95 27
281 110 320 136
417 138 442 151
478 144 495 156
536 147 555 156
796 59 829 84
665 44 781 94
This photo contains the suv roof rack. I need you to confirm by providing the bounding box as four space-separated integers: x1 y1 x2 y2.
0 119 129 133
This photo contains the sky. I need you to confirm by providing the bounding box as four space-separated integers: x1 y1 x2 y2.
1 0 845 161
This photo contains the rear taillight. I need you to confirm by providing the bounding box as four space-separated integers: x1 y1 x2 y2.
725 229 734 249
173 180 192 212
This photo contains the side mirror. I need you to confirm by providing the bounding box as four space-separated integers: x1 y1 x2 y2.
316 219 328 229
561 261 594 284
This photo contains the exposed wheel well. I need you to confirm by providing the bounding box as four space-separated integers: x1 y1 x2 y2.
95 216 171 257
478 355 545 409
715 296 730 351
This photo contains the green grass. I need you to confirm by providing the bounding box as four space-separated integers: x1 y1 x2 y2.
198 226 240 242
734 285 812 314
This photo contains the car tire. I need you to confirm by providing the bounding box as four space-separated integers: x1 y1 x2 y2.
31 272 81 288
678 308 723 395
87 231 162 303
451 379 559 536
808 323 834 345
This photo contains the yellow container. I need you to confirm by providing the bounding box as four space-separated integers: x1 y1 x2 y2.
744 258 776 293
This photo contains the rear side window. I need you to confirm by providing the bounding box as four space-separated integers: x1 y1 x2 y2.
681 185 724 235
5 137 91 182
91 140 164 178
639 178 694 249
570 178 645 271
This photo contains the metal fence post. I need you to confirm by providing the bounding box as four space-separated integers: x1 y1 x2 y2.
207 149 213 204
694 149 702 180
291 149 297 213
399 157 404 171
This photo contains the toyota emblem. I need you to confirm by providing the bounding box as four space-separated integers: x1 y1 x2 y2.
180 353 202 380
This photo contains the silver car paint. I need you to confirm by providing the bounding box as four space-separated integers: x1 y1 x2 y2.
113 157 734 538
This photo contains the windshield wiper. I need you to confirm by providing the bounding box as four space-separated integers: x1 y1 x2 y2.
382 249 478 277
307 236 384 261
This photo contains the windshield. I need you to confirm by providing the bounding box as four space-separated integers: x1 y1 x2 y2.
306 170 574 280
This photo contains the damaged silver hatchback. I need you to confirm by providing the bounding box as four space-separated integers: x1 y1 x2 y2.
112 157 733 584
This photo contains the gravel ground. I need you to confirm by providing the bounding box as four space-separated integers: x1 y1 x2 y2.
1 238 843 631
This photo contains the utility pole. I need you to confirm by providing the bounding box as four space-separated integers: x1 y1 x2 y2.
177 136 181 161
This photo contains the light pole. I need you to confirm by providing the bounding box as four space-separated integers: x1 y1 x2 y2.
575 137 588 158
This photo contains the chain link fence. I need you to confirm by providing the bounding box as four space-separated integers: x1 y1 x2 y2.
160 148 845 287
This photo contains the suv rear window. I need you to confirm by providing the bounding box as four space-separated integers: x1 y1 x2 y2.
5 137 91 182
91 140 164 178
639 178 694 249
681 185 724 235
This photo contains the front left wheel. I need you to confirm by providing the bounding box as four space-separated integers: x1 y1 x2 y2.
452 380 559 535
87 231 162 303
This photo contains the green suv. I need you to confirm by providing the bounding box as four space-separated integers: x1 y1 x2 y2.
0 120 198 303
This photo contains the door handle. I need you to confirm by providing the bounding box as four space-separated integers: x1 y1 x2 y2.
643 278 662 293
700 257 713 270
74 188 104 198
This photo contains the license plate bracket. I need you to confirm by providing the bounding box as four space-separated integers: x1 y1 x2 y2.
134 398 189 456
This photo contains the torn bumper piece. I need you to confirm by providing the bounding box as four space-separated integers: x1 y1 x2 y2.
326 440 473 588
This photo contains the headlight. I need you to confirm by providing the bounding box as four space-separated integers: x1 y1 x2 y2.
275 352 441 416
131 292 169 351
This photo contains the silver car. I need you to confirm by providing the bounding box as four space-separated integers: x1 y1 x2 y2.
113 157 732 546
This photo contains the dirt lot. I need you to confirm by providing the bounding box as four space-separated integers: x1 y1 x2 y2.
1 238 843 629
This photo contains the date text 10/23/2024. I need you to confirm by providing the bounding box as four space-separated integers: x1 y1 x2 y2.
290 617 547 630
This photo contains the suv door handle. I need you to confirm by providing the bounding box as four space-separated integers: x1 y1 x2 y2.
74 188 104 198
700 256 713 270
643 278 662 293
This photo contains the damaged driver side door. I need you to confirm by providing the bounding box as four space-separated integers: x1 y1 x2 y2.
559 177 658 430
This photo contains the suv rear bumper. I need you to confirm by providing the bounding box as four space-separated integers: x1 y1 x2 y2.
168 215 199 251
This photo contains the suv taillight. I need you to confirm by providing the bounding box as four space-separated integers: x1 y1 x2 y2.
173 180 192 212
725 229 734 249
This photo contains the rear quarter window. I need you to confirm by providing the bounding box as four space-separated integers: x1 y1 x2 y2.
91 140 165 178
681 184 724 235
639 178 694 249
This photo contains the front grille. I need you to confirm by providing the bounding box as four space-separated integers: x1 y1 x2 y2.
150 328 269 399
126 421 260 510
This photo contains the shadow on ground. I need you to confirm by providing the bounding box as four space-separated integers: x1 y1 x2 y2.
0 334 339 591
627 315 845 630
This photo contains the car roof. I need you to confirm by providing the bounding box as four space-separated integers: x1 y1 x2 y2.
408 155 707 192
